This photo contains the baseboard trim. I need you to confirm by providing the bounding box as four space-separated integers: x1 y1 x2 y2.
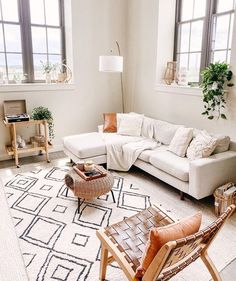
0 144 63 162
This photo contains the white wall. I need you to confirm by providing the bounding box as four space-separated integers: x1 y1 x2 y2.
125 0 236 140
0 0 127 160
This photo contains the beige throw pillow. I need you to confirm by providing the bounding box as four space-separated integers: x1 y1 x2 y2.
213 135 230 154
187 131 217 160
168 127 193 157
117 114 144 136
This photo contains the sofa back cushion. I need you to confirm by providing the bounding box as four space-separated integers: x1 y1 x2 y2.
141 117 155 139
154 120 183 145
168 127 193 157
187 131 217 160
117 113 144 136
103 113 117 133
135 212 202 278
213 135 231 154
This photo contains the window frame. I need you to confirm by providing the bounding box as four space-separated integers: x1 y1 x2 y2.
0 0 66 83
174 0 235 82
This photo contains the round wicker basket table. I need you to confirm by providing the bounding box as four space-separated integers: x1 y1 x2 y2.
64 165 115 213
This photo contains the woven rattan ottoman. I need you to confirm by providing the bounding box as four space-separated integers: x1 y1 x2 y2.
64 165 115 213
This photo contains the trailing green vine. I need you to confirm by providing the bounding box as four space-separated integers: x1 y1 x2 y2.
31 106 54 141
201 62 234 120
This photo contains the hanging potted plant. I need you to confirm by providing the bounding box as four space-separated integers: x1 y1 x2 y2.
201 62 234 120
31 106 54 142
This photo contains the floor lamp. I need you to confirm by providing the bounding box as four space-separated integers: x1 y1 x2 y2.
99 41 124 113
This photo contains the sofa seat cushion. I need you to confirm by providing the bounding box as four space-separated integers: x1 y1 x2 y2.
138 145 168 163
63 132 106 159
149 151 190 182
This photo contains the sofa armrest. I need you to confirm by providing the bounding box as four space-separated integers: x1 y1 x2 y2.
189 151 236 199
98 124 103 133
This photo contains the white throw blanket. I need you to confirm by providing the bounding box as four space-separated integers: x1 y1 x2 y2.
103 134 158 171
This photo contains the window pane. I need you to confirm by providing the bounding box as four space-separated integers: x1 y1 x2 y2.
47 28 61 54
0 53 6 78
30 0 45 24
190 20 203 52
217 0 234 13
193 0 206 19
181 0 194 21
188 53 201 82
1 0 19 22
179 53 188 68
0 24 4 51
229 14 234 47
33 54 48 80
7 53 23 80
4 24 22 52
45 0 60 26
212 50 227 63
49 54 62 65
227 50 231 63
179 23 190 53
213 15 230 50
31 27 47 53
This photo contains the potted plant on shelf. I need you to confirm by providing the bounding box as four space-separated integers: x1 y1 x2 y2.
31 106 54 142
41 61 55 83
201 62 234 120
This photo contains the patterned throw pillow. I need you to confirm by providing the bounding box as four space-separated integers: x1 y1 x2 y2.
186 131 217 160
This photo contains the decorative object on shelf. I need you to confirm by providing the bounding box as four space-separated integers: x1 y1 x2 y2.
176 67 188 86
53 63 72 83
164 61 177 85
201 62 234 120
31 106 54 141
12 135 26 149
41 61 55 83
99 41 124 112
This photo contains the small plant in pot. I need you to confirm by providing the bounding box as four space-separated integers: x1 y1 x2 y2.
31 106 54 142
201 62 234 120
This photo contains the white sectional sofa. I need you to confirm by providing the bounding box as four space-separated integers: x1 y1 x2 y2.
63 115 236 200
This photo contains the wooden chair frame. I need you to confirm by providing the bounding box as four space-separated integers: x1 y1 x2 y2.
96 204 235 281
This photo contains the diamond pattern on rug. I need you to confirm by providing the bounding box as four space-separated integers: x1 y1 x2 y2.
37 251 93 281
12 193 51 215
20 216 66 249
3 166 154 281
5 174 38 191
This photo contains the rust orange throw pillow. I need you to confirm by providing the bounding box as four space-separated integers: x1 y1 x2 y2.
103 113 117 133
135 212 202 279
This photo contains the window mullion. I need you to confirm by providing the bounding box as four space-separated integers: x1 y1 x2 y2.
18 0 34 82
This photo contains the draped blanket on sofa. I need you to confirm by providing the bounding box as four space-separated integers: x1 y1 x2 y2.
103 134 157 171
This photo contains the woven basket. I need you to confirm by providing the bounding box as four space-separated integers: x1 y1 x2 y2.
214 182 236 216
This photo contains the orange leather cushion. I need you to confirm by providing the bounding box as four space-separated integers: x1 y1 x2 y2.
103 113 117 133
135 212 202 278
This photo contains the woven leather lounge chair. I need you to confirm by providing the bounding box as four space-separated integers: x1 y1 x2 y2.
96 204 235 281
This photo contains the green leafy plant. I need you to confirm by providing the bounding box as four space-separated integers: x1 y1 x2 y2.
201 62 234 120
40 61 55 74
31 106 54 141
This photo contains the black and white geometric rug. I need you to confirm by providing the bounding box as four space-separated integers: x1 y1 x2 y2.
3 166 152 281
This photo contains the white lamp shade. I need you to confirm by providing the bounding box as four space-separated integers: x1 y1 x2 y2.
99 55 123 72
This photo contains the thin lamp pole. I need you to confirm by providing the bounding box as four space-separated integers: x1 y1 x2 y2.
116 41 125 113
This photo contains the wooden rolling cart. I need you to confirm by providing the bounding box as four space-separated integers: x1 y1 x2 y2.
3 119 52 168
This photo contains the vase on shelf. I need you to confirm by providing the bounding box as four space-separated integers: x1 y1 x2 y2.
45 72 52 84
